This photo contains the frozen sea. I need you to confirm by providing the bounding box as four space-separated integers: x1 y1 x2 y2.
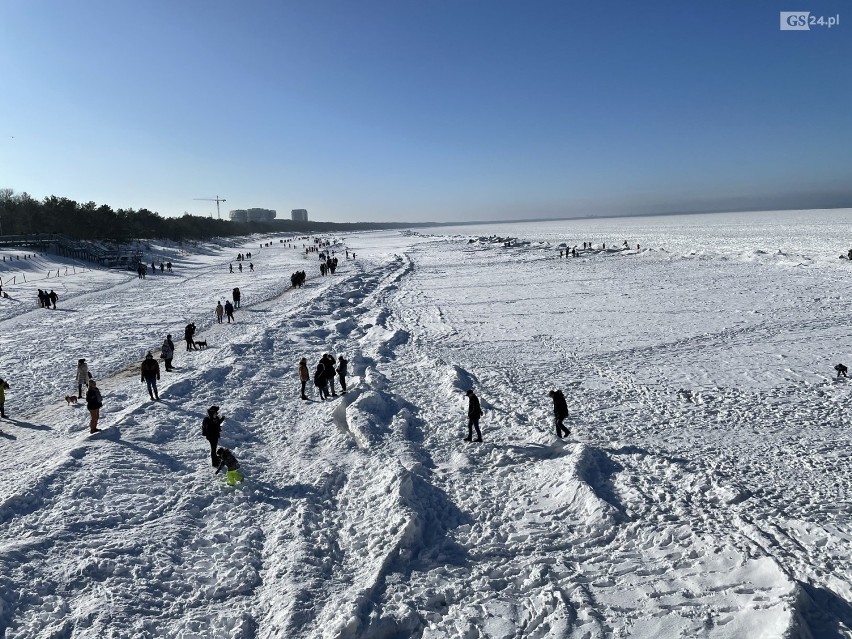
0 208 851 638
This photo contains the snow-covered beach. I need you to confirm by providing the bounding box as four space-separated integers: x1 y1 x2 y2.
1 209 851 638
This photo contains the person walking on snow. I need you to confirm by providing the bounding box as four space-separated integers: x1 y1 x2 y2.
216 301 224 324
184 323 196 350
465 389 483 442
549 389 570 438
0 377 9 418
232 287 241 309
86 379 103 433
298 357 310 400
337 355 348 393
48 289 58 309
314 360 330 400
224 300 235 323
161 335 175 371
141 352 160 400
76 358 90 398
202 406 224 466
215 447 244 485
323 354 337 396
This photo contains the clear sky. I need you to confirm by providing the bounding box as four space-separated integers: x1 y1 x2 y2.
1 0 850 223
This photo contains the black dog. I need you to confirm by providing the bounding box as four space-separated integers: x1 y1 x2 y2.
835 363 847 378
195 340 208 349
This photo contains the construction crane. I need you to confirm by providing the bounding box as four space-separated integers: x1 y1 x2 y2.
194 196 227 219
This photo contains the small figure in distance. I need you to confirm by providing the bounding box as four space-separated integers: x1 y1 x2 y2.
337 355 348 393
314 358 330 400
224 300 235 323
76 358 89 398
229 263 233 273
216 301 224 324
161 334 175 371
202 406 224 466
835 363 848 378
215 447 244 485
184 322 196 350
86 379 103 433
549 389 571 438
141 351 160 400
298 357 310 400
0 376 9 418
464 389 483 442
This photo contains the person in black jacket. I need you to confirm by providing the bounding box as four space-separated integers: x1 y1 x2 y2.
549 389 570 437
202 406 224 466
323 354 337 396
337 355 348 393
465 390 483 442
314 360 329 400
184 323 196 350
86 379 103 433
140 352 160 400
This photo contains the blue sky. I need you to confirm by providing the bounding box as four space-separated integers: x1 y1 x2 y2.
1 0 850 222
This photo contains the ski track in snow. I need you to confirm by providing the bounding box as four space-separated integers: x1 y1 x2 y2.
1 213 851 638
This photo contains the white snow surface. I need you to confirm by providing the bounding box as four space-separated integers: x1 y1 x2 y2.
1 209 851 638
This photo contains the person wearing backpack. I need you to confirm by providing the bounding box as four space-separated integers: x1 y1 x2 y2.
202 406 224 466
549 389 570 438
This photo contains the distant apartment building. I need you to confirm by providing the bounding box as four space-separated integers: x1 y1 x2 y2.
228 208 277 223
291 209 309 222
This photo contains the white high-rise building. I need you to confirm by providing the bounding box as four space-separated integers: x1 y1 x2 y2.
291 209 308 222
228 208 276 223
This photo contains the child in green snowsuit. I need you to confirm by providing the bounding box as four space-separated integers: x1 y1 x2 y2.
215 447 244 485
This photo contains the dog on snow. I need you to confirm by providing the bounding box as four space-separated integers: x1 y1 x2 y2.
195 340 208 349
65 395 79 404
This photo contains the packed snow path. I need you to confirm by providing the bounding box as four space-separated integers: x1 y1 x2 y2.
0 215 851 638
